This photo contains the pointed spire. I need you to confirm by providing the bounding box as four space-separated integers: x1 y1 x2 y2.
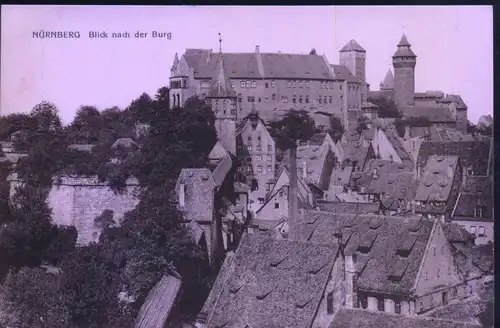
207 53 236 98
339 39 366 53
218 32 222 54
380 69 394 90
398 34 411 47
171 52 179 71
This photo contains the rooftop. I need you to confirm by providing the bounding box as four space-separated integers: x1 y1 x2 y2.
339 39 366 53
316 201 380 215
415 155 459 202
202 233 339 328
291 210 434 295
331 307 481 328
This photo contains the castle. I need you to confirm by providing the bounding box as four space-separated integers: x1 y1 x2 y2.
169 35 468 133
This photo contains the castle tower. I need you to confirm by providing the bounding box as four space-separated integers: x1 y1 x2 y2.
205 35 238 155
339 39 366 82
392 34 417 108
379 69 394 91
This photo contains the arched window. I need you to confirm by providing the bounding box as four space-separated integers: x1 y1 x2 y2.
305 96 309 103
292 95 296 103
299 96 303 103
176 94 180 107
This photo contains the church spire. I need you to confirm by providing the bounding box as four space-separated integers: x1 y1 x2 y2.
206 33 236 99
380 69 394 90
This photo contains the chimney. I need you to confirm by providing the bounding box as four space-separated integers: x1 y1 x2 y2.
255 45 260 54
288 147 299 231
179 183 185 206
344 253 358 309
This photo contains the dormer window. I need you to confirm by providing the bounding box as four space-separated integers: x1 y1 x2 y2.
474 207 483 218
467 168 474 176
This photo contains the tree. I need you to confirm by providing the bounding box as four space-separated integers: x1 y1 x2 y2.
271 110 315 226
309 48 317 55
368 97 402 118
154 86 170 111
94 209 116 230
0 113 38 141
356 116 370 133
128 93 155 124
30 101 63 131
68 105 102 144
328 115 344 142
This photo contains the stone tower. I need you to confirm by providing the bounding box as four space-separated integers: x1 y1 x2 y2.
205 52 238 155
339 39 366 82
379 69 395 99
392 34 417 108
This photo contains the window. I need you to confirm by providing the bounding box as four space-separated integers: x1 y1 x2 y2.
267 155 272 161
340 85 343 91
319 96 323 104
264 97 269 103
299 96 303 103
467 168 474 176
247 145 252 151
268 145 272 152
257 165 262 173
359 295 367 309
437 267 440 278
272 94 276 101
299 81 303 88
256 155 262 161
246 81 251 88
275 202 280 209
288 81 292 88
377 297 384 311
329 82 333 89
251 81 256 88
323 96 327 104
258 197 265 204
256 145 262 152
248 96 255 102
267 165 272 172
478 226 486 237
470 226 477 235
329 96 332 104
327 292 334 314
305 95 309 103
292 81 296 88
305 81 310 88
265 82 269 88
240 81 245 88
419 301 423 312
474 207 483 218
246 166 252 172
258 97 261 103
433 247 436 256
271 80 276 87
283 96 288 103
247 157 252 162
248 136 252 143
395 300 401 314
320 81 324 89
238 93 242 103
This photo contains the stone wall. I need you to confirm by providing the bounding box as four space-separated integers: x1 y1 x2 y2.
10 174 141 245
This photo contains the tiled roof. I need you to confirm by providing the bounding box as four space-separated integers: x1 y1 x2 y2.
398 34 411 47
202 233 339 328
401 106 455 123
415 156 459 202
359 172 416 206
316 201 380 215
134 275 182 328
175 168 217 222
461 176 491 194
291 210 434 295
211 155 233 187
393 35 416 58
330 165 353 187
296 144 335 190
343 129 362 142
331 65 363 83
438 94 468 109
441 223 475 243
331 307 481 328
363 159 413 176
384 128 413 164
189 50 336 80
471 243 494 273
416 140 491 175
339 39 366 52
308 133 328 146
437 129 474 142
207 54 237 98
340 141 370 168
235 111 268 136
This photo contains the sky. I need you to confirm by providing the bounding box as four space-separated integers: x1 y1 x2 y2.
0 5 493 124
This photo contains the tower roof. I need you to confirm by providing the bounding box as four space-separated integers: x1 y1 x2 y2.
170 53 179 71
339 39 366 53
380 69 394 90
397 34 411 47
207 54 237 98
392 34 416 58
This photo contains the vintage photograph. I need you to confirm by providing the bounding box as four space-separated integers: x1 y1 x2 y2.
0 5 494 328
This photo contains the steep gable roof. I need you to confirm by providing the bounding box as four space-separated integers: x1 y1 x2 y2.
175 168 217 222
416 140 491 175
340 141 371 168
331 307 481 328
383 128 413 165
292 211 434 295
134 275 182 328
203 233 339 328
415 156 459 202
296 144 335 189
380 69 394 89
207 54 237 98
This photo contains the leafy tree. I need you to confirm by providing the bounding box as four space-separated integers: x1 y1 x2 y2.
67 105 102 144
328 115 344 142
0 113 37 141
0 267 72 328
128 93 155 124
309 48 317 55
30 101 63 131
368 97 402 118
154 86 170 111
94 210 116 230
356 116 370 133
